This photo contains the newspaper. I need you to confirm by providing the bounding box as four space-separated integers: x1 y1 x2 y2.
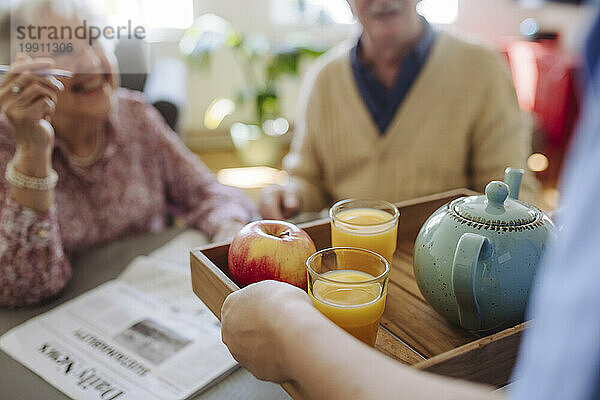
119 230 218 322
0 231 237 400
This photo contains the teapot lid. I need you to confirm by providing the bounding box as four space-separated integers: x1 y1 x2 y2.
451 181 539 227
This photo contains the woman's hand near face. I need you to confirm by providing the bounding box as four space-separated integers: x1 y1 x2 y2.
0 54 64 172
221 280 313 383
1 54 65 211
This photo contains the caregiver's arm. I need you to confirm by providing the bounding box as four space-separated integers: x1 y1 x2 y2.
221 281 506 400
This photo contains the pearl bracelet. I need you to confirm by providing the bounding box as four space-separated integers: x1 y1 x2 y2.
4 160 58 190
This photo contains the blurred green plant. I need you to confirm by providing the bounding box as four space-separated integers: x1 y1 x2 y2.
179 13 326 125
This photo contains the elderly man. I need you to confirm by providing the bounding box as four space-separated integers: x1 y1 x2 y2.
261 0 537 219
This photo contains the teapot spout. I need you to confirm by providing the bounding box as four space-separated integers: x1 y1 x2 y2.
504 168 524 200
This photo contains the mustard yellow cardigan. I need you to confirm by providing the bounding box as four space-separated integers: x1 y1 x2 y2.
284 31 538 211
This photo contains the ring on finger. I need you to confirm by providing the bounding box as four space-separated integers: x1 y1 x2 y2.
11 85 21 94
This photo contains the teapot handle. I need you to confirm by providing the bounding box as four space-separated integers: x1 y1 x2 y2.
451 233 490 330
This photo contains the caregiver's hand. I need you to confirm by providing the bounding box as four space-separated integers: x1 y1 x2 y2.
221 280 313 382
222 283 505 400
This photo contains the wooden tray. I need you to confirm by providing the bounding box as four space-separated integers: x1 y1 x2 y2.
190 189 527 398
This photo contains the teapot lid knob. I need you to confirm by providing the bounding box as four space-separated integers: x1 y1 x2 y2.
486 181 510 206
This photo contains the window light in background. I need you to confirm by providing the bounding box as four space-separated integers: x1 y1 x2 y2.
135 0 193 29
217 167 289 189
520 17 540 36
416 0 459 24
320 0 354 24
230 123 262 147
527 153 549 172
271 0 354 25
272 0 460 26
204 98 236 130
99 0 193 29
262 118 290 137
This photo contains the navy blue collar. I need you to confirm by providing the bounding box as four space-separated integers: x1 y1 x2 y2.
351 20 436 134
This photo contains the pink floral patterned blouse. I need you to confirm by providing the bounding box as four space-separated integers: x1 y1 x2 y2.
0 89 257 307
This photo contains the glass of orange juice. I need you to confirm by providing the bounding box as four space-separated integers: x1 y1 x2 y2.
330 199 400 264
307 247 390 347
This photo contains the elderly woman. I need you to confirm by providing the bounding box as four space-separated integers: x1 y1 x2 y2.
0 0 256 307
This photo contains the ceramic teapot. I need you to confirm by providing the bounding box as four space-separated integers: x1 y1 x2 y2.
413 168 556 333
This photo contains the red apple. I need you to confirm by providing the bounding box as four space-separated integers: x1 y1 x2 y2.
228 220 317 290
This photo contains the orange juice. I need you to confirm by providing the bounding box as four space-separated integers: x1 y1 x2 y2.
331 208 398 263
309 270 386 346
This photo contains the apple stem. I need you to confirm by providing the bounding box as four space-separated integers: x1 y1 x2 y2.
279 230 291 239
